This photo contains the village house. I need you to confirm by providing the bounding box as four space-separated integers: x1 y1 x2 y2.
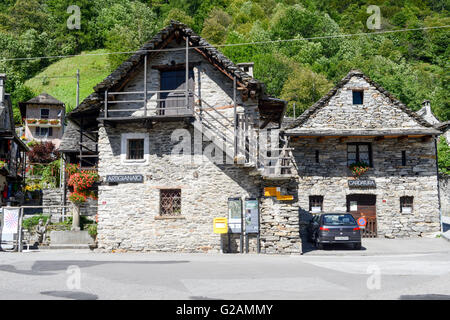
0 74 28 206
19 93 65 148
283 70 442 238
67 22 443 253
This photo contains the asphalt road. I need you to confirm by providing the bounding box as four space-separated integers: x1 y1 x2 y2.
1 238 449 300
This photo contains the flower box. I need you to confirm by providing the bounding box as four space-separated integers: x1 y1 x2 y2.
38 119 49 124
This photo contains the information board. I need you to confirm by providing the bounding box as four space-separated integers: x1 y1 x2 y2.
227 198 242 233
244 198 259 234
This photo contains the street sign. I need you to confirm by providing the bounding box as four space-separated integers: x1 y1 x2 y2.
227 198 242 234
244 198 259 234
357 217 367 229
213 217 228 234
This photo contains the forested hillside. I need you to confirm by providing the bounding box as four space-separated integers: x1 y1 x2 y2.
0 0 448 123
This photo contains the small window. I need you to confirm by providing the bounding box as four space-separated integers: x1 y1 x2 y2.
160 189 181 216
40 109 49 119
401 151 406 166
347 143 372 167
127 139 144 160
352 90 364 105
315 150 320 163
400 196 413 213
309 196 324 213
35 127 52 137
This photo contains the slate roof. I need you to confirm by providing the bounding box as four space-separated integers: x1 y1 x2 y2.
19 93 64 119
284 70 437 133
59 120 96 153
70 21 267 119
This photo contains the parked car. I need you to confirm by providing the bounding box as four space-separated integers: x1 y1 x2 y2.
308 213 362 250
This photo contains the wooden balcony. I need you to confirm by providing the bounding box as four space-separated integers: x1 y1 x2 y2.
98 90 195 124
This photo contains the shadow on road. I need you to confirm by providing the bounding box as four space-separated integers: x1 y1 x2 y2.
40 290 98 300
400 294 450 300
302 241 367 254
0 260 190 276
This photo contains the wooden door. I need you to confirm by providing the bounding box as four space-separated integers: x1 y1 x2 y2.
159 69 194 115
347 194 377 238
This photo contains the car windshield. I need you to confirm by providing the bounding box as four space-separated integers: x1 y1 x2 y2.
322 214 356 226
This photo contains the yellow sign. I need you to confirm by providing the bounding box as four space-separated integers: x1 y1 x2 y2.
263 187 294 201
213 217 228 234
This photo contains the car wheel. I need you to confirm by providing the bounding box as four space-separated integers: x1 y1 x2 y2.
315 237 323 250
354 242 362 250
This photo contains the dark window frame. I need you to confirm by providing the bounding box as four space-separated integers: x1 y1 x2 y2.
347 142 373 167
401 150 407 166
35 127 52 137
40 108 50 119
160 189 182 216
126 139 144 160
315 150 320 163
309 195 324 213
400 196 414 213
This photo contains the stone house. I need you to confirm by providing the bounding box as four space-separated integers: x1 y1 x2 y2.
67 22 442 253
19 93 65 148
68 21 293 253
0 74 29 206
284 70 442 238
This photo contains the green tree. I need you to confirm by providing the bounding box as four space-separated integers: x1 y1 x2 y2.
438 136 450 175
163 8 194 27
280 66 332 116
201 8 231 44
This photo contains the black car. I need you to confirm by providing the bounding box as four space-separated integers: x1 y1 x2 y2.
308 213 362 250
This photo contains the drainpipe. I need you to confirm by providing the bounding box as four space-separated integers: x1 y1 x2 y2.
434 136 442 234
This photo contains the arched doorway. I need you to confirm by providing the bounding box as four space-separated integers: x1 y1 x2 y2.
346 194 377 238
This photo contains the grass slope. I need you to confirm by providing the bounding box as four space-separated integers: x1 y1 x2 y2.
25 49 111 112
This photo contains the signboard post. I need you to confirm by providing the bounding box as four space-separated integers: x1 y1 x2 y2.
244 198 260 254
228 198 243 253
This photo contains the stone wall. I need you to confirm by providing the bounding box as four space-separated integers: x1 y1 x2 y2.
96 122 266 252
440 174 450 217
291 136 440 238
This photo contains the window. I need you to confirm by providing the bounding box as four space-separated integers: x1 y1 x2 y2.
35 127 52 137
121 133 149 164
347 143 372 167
160 189 181 216
40 109 49 119
309 196 324 213
401 151 406 166
315 150 320 163
352 90 364 104
127 139 144 160
400 196 413 213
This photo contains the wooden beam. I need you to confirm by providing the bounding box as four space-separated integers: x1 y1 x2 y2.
374 136 385 141
317 137 326 143
421 135 432 142
397 135 408 142
339 136 348 143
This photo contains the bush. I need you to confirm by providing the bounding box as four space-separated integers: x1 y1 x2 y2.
22 214 48 232
88 224 97 239
27 141 59 164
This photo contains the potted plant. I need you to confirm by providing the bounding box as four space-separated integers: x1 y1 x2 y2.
88 224 98 249
27 119 37 124
39 119 48 124
49 119 59 125
349 161 370 177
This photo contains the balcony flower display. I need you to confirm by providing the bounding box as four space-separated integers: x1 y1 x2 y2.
27 119 37 124
49 119 60 125
349 161 370 177
38 119 48 124
0 160 6 169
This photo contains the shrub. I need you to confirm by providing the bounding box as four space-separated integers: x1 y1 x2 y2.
27 141 59 164
88 224 97 239
22 214 49 232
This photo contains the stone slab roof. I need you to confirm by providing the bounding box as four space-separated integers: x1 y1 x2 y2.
284 70 436 134
19 93 64 119
70 21 267 119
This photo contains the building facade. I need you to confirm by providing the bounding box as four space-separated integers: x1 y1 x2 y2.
284 70 442 238
19 93 65 148
67 22 442 254
0 74 29 206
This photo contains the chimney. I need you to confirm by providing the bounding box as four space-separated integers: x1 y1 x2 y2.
0 74 6 105
237 62 254 77
422 100 431 115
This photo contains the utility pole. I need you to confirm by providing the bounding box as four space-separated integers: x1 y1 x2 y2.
76 69 80 107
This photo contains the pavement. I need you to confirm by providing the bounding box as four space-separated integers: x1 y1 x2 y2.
0 238 449 300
